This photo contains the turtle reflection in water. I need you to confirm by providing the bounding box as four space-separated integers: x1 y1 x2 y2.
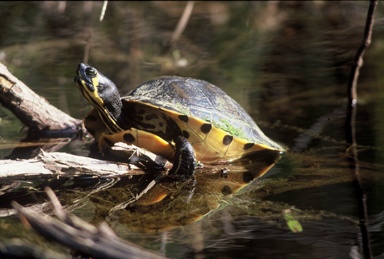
73 153 281 232
74 63 285 180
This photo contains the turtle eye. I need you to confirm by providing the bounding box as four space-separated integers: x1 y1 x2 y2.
85 67 97 77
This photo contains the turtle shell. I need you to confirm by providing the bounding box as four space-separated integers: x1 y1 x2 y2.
111 76 284 162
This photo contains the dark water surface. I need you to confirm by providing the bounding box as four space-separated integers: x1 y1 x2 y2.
1 2 384 258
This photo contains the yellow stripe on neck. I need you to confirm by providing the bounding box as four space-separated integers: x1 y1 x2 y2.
79 78 123 134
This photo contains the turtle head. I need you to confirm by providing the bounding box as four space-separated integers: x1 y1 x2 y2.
74 63 123 130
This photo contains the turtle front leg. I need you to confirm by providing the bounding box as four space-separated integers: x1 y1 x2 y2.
167 136 197 181
98 129 175 161
98 132 196 181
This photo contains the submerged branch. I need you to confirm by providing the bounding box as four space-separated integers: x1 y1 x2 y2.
345 1 377 258
0 239 69 259
12 187 167 259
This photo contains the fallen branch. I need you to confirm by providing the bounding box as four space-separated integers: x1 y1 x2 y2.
0 239 69 259
0 143 172 178
0 62 82 133
0 149 136 178
11 187 167 259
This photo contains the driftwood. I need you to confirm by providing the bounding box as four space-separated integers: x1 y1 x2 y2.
0 62 82 132
0 239 70 259
10 187 167 259
0 149 136 178
0 142 172 178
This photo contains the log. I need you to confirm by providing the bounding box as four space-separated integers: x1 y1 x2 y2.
0 62 82 132
0 143 171 178
0 149 136 178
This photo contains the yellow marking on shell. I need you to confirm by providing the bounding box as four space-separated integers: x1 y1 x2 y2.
162 108 276 162
99 128 175 161
84 109 174 160
85 101 278 163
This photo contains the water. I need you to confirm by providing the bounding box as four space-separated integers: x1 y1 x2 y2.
1 2 384 258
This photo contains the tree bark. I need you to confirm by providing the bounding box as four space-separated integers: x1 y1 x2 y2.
0 62 82 133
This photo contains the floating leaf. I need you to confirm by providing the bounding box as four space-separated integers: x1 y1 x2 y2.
283 209 303 233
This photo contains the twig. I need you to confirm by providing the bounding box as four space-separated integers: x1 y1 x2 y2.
345 1 377 258
170 1 195 45
83 29 93 64
347 0 377 107
99 1 108 22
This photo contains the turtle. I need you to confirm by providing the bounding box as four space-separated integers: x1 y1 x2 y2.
74 63 284 180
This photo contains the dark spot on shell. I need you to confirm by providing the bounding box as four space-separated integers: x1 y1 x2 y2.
223 135 233 146
243 143 254 150
182 130 190 139
85 114 98 121
159 122 163 127
104 138 115 147
242 171 254 183
178 115 189 123
145 114 159 120
200 123 212 134
123 133 136 143
221 185 232 195
138 109 146 114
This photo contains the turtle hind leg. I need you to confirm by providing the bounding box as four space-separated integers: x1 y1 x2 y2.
168 136 196 181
